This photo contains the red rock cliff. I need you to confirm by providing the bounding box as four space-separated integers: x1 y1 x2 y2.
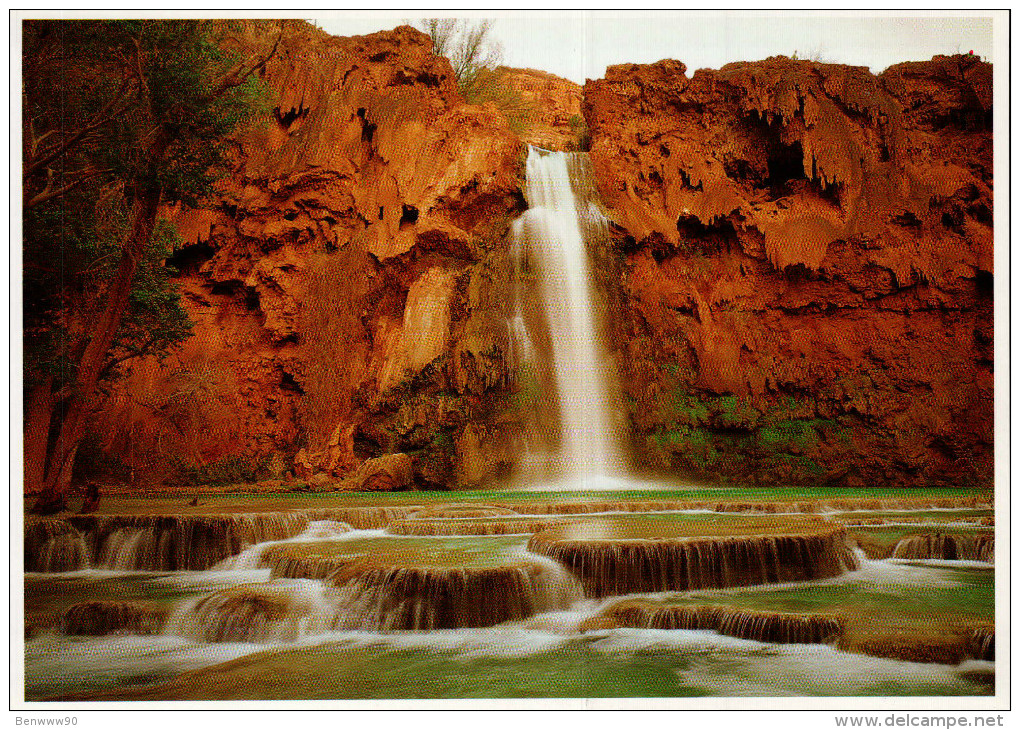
95 21 526 488
500 67 584 150
584 54 993 487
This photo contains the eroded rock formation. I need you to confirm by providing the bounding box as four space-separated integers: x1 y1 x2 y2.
501 67 584 150
527 516 859 597
26 513 309 572
330 555 581 630
585 54 993 488
61 601 164 636
84 30 993 492
92 21 527 489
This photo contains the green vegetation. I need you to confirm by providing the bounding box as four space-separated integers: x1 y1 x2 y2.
567 114 591 152
416 18 534 135
508 362 542 410
640 378 855 485
23 19 280 505
173 454 270 487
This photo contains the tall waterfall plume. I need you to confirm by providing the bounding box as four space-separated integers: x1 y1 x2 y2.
509 147 626 487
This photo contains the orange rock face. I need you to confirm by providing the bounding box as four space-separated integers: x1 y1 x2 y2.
500 67 584 151
585 55 993 487
94 21 525 486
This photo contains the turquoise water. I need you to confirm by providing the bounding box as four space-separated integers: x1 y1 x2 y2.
27 620 991 700
22 507 995 701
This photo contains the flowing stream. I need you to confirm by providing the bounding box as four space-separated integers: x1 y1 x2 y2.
23 508 994 700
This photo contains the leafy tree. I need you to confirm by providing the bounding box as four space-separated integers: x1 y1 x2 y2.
22 19 281 510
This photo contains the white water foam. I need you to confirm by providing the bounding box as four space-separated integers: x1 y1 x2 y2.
511 147 624 483
213 522 375 570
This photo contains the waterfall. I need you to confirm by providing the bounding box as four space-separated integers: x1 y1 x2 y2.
511 147 625 485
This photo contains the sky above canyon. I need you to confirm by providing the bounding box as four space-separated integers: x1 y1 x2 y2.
314 11 998 83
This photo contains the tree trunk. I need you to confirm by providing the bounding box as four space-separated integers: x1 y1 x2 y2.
32 184 162 511
23 377 55 493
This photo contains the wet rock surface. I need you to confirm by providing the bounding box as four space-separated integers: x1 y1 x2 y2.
25 513 309 571
527 514 859 597
598 601 844 645
330 550 581 631
892 532 994 562
61 601 165 636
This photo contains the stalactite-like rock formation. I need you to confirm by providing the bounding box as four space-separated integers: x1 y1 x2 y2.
585 54 993 488
527 515 859 597
892 533 994 562
91 21 527 490
61 601 164 636
600 601 844 645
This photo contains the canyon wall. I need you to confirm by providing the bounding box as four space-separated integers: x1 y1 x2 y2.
94 21 527 489
585 55 993 487
500 67 584 150
88 25 993 491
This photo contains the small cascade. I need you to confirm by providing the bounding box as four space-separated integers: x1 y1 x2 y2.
509 146 625 484
602 602 845 645
386 517 574 537
301 506 421 530
528 521 860 598
330 553 583 631
405 504 521 520
24 519 91 572
892 533 994 562
263 552 356 581
163 580 337 643
970 626 995 660
216 520 353 571
61 601 164 636
37 513 313 572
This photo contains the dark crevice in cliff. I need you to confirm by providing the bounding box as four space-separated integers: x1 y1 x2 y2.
166 241 216 276
274 104 309 131
210 281 242 296
280 372 304 394
766 139 806 193
399 204 419 230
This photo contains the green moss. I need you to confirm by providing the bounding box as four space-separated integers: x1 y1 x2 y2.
755 417 843 452
709 395 759 430
508 362 542 411
657 392 709 427
173 454 270 487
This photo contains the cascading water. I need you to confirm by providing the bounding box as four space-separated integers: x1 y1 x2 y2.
23 501 993 700
510 147 625 486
